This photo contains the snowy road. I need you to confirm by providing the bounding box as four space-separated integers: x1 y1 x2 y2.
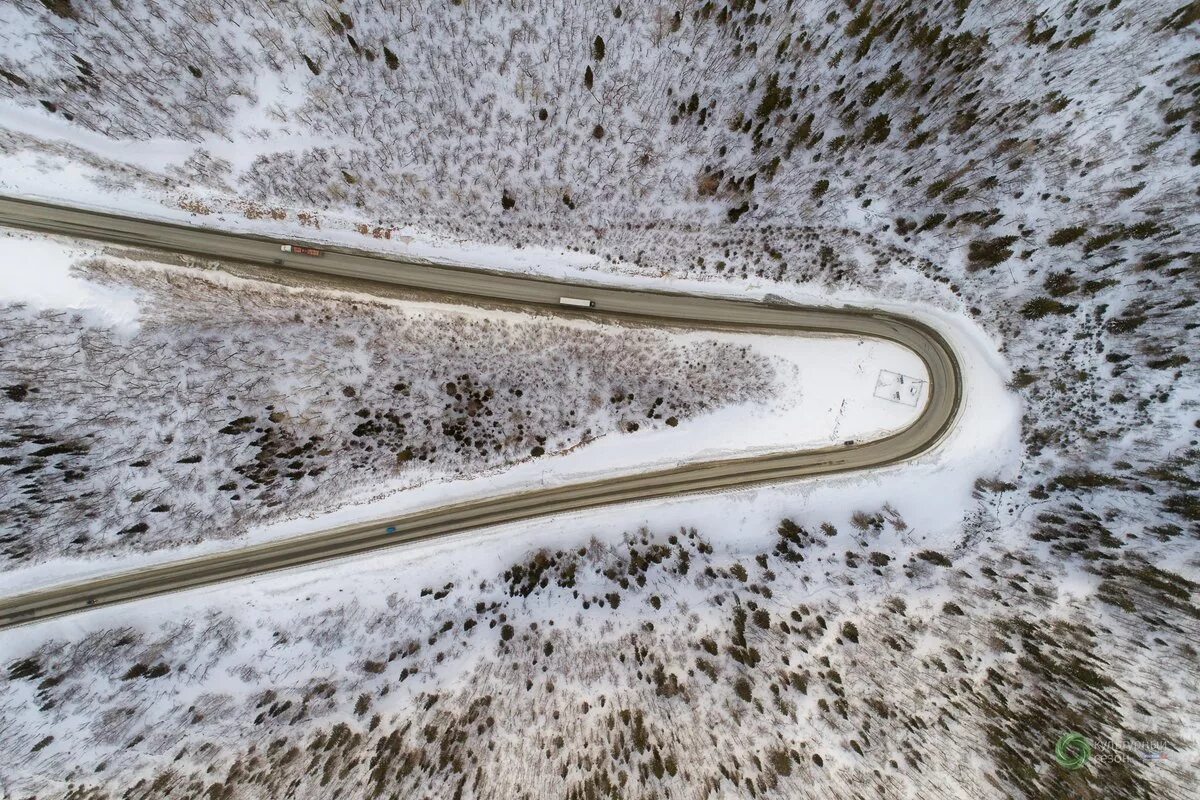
0 196 963 628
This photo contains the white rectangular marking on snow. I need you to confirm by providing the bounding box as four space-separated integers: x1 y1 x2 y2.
873 369 926 407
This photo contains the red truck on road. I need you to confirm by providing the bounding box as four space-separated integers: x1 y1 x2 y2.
280 244 322 257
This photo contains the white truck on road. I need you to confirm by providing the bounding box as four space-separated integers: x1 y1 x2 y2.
559 297 596 308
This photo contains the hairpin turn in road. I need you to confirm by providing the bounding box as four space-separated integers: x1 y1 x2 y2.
0 196 962 630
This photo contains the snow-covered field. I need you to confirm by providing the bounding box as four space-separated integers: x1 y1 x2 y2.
0 234 141 331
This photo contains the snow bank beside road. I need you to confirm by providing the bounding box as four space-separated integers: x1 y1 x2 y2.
0 231 141 332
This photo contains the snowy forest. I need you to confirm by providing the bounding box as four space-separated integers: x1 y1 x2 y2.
0 0 1196 798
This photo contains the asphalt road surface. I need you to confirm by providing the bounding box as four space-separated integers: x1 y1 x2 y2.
0 196 963 630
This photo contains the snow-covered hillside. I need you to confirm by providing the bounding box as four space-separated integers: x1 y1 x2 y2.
0 232 778 571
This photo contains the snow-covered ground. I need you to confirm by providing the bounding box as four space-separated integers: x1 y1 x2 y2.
0 233 141 332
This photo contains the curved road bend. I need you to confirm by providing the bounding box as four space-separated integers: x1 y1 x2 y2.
0 196 963 630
